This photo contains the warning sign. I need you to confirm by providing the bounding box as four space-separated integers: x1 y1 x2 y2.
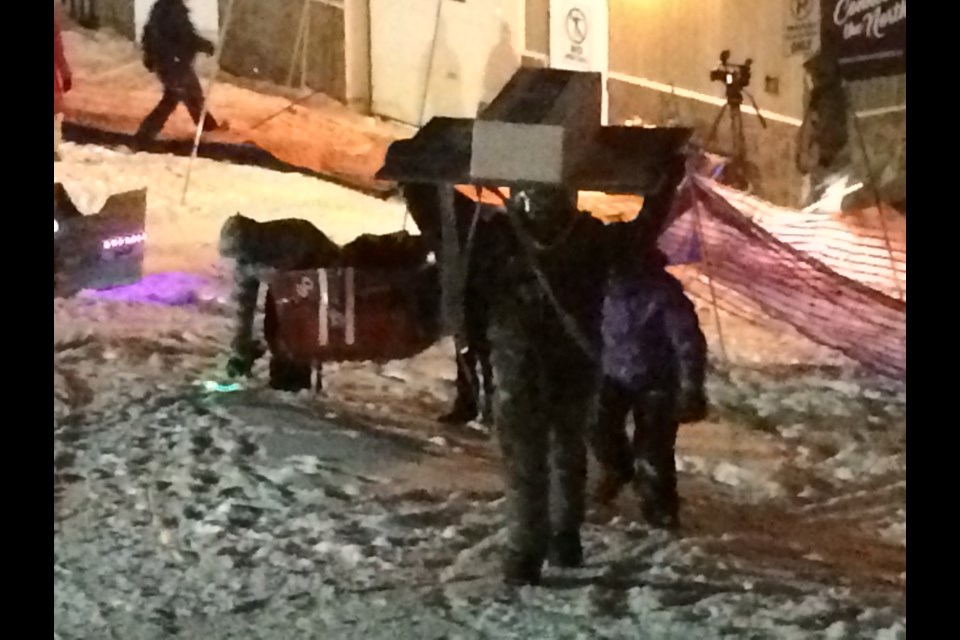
784 0 821 57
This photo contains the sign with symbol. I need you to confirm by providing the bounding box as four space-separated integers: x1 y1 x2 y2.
793 0 814 20
565 8 588 45
784 0 821 57
549 0 609 123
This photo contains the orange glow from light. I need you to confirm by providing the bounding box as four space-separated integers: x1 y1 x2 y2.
454 185 643 223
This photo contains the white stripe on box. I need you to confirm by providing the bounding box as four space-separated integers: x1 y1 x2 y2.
318 269 329 346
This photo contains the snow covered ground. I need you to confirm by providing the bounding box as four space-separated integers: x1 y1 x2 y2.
53 143 412 276
54 146 905 639
54 23 904 640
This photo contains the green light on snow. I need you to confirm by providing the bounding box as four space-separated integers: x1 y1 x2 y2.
200 380 242 393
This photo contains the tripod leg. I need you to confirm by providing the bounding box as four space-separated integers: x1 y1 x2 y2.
731 106 745 164
728 106 749 190
705 104 727 151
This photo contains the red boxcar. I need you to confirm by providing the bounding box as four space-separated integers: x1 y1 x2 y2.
267 265 440 366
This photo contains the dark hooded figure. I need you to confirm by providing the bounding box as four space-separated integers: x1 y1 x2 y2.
219 214 341 391
796 47 850 205
406 157 685 586
135 0 221 142
590 242 708 530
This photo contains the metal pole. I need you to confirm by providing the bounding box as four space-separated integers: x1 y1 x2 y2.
417 0 444 127
689 173 730 364
850 108 905 302
301 5 310 89
181 0 237 206
287 0 311 87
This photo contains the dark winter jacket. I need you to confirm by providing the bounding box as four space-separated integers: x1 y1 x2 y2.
796 52 849 173
219 213 341 272
479 200 612 357
601 249 707 394
141 0 215 80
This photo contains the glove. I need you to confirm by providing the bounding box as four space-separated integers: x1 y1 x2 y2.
199 38 216 56
226 340 266 378
675 386 707 424
226 355 255 378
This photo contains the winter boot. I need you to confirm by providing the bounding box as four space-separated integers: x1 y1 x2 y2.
592 467 635 506
548 531 584 568
502 550 543 587
201 114 223 133
479 394 495 426
641 499 680 531
226 341 266 378
269 357 313 392
634 475 680 531
438 399 479 425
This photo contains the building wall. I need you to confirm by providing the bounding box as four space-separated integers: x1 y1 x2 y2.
522 0 905 209
368 0 525 126
91 0 347 102
78 0 905 209
608 0 806 121
76 0 135 37
607 0 808 205
217 0 346 102
525 0 548 55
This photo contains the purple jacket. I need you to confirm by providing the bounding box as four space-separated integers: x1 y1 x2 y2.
601 256 707 393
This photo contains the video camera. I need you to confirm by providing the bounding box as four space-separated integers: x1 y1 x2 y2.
710 50 753 104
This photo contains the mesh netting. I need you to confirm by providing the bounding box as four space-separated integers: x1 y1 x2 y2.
658 178 906 381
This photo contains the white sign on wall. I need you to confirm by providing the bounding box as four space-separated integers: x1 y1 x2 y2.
134 0 220 44
783 0 821 57
549 0 609 123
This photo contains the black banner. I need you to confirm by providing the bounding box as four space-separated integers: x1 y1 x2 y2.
821 0 906 80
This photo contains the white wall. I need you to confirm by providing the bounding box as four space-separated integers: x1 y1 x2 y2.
344 0 371 112
369 0 525 126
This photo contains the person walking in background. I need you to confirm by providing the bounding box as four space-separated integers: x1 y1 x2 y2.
135 0 222 143
54 2 74 162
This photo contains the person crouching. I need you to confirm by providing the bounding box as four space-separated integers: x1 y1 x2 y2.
591 243 708 530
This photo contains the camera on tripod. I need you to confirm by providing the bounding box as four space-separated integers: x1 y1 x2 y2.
710 50 753 103
703 50 765 191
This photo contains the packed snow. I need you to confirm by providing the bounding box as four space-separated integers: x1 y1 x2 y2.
54 148 905 638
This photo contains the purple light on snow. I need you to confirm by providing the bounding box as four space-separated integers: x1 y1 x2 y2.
80 272 226 307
